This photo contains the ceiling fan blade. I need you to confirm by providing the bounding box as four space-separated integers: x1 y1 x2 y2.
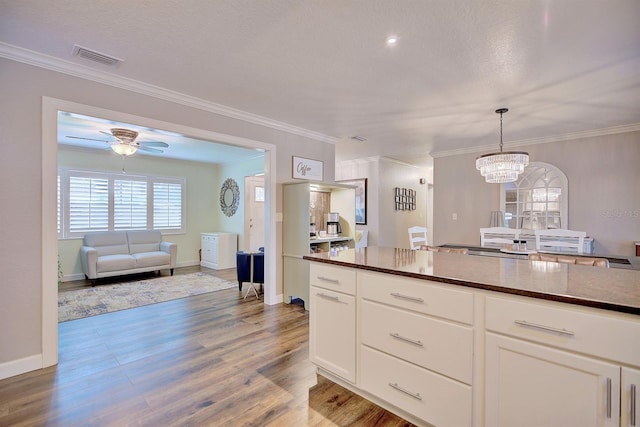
138 146 164 154
139 141 169 148
66 135 111 143
99 130 118 140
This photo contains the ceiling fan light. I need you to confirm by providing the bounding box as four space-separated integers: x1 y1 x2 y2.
111 143 137 156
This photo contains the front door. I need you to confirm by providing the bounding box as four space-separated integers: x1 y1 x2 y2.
244 175 265 252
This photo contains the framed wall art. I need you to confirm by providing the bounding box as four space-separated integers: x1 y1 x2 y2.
338 178 367 224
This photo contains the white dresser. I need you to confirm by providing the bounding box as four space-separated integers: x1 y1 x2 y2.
200 232 237 270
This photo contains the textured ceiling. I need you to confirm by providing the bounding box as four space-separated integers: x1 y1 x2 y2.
1 0 639 168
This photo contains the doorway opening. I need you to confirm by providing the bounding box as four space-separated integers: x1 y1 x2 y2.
42 97 277 367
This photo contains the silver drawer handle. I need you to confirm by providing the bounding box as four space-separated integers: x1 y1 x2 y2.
606 377 612 419
390 332 424 347
390 292 424 303
317 293 340 302
388 382 422 400
631 383 637 426
514 320 575 336
317 276 340 284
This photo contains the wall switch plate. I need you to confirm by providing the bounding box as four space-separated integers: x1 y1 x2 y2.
452 213 458 220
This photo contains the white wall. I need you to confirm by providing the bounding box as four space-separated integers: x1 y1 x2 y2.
0 57 335 374
433 131 640 255
337 156 429 248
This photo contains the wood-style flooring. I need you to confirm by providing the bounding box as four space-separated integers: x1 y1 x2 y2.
0 266 415 426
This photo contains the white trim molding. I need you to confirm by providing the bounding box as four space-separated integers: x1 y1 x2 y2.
0 355 43 381
1 42 340 145
431 123 640 158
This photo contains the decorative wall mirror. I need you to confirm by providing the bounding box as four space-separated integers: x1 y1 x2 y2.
220 178 240 217
500 162 568 230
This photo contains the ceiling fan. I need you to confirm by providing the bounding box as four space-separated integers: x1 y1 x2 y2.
67 127 169 156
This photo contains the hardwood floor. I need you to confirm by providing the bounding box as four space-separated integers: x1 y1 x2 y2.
1 267 415 426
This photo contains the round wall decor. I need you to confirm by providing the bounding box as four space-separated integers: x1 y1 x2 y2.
220 178 240 217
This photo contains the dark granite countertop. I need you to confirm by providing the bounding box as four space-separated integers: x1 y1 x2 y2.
303 247 640 315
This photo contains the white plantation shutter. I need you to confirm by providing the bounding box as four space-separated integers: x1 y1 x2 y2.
68 175 109 232
59 169 185 238
153 181 183 229
114 179 147 229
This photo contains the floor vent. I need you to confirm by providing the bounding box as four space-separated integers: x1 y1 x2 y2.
72 45 123 67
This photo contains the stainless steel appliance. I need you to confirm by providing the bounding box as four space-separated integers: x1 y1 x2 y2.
326 212 342 236
310 215 317 238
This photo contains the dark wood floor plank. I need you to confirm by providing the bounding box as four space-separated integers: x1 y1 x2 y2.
0 266 416 426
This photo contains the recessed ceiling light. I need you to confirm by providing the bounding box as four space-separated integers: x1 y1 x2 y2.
386 36 398 46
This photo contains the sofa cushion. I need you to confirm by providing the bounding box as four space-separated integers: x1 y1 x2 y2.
84 232 130 257
133 251 170 268
97 254 137 273
128 230 162 254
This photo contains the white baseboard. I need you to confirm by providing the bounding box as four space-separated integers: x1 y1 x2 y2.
0 354 43 380
176 260 200 268
62 273 85 282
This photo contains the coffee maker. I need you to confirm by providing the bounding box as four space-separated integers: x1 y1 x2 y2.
309 215 317 238
326 212 342 236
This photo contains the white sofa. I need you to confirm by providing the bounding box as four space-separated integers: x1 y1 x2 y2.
80 230 177 281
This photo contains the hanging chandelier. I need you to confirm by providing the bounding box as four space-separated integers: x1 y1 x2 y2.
476 108 529 183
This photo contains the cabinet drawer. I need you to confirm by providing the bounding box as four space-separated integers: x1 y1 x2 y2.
486 296 640 367
361 300 473 384
309 262 356 295
360 346 472 427
359 271 474 324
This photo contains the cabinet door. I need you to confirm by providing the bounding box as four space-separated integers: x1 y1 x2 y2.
622 367 640 427
201 235 213 262
486 333 620 427
309 286 356 383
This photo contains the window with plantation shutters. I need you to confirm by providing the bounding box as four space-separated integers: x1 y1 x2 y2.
114 179 147 230
58 168 185 239
68 174 109 233
153 181 182 229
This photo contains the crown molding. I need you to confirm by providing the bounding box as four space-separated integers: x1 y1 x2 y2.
0 42 340 144
431 123 640 158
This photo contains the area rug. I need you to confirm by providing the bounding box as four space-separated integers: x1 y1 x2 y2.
58 272 237 322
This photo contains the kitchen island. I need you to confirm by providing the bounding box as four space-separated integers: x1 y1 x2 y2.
303 247 640 427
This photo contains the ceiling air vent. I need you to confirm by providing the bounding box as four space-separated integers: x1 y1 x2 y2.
350 135 368 142
72 44 123 67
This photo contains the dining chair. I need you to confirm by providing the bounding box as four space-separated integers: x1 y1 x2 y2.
408 226 428 249
355 229 368 249
479 227 521 248
535 229 586 254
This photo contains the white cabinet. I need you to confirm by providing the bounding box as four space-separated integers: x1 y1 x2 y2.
200 232 237 270
309 263 356 383
486 333 620 427
283 182 355 308
622 367 640 427
359 271 474 426
308 260 640 427
485 295 640 427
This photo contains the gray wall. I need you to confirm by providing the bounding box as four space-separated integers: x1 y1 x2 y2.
337 157 429 248
433 131 640 255
0 58 335 372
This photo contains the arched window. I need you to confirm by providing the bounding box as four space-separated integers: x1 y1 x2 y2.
501 162 568 230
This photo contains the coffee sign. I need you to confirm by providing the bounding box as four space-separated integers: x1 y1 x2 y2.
292 156 323 181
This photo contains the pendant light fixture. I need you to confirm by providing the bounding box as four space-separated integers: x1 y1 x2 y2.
476 108 529 183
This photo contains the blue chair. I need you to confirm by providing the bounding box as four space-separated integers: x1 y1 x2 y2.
236 249 264 292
